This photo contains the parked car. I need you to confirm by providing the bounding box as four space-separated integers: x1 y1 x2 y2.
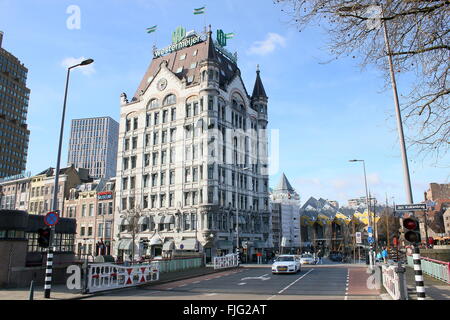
272 255 301 274
300 254 315 265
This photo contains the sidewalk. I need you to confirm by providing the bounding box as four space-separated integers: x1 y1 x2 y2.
405 266 450 300
0 266 223 300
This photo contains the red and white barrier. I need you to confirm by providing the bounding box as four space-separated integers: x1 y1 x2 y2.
213 254 239 270
86 263 159 293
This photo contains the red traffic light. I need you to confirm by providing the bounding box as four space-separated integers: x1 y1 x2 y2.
403 218 418 230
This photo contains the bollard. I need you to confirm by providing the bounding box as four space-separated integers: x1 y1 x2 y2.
395 264 409 300
28 280 34 301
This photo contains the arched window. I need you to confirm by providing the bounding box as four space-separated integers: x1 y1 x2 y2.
163 94 177 106
147 99 159 109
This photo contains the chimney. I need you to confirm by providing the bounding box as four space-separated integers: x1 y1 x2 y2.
0 31 3 48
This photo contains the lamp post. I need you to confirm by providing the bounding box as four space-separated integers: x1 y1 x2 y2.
234 167 251 264
349 159 374 269
44 58 94 299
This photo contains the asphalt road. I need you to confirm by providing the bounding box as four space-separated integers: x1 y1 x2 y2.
85 265 381 300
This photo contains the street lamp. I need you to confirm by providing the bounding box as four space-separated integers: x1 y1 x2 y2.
44 58 94 299
349 159 374 269
233 167 252 264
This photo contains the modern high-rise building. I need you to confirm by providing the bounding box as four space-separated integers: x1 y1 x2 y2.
0 31 30 178
114 26 270 263
67 117 119 179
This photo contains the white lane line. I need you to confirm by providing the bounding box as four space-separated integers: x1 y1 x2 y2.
267 269 314 300
345 269 350 300
193 281 201 284
238 283 246 286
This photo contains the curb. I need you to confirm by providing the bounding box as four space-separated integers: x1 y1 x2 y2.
65 267 238 300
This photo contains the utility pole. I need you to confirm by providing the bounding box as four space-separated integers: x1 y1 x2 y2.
381 4 425 300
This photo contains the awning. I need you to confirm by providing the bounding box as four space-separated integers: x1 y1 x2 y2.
149 237 162 246
138 216 149 225
117 239 133 250
178 238 197 250
154 216 164 224
216 240 233 249
254 240 267 248
163 240 175 251
163 215 175 224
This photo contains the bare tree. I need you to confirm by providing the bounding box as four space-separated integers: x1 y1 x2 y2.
275 0 449 163
120 204 143 263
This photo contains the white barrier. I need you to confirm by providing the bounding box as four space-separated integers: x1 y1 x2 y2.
382 264 406 300
86 263 159 293
213 254 239 270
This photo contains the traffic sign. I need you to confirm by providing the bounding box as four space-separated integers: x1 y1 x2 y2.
44 211 60 227
395 204 426 211
368 227 373 234
368 237 374 244
355 232 362 244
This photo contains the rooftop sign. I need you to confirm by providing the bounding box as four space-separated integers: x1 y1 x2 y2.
154 26 204 59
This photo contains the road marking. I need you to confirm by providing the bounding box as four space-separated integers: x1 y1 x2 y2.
193 281 201 284
345 269 350 300
267 269 314 300
205 293 218 296
238 283 246 286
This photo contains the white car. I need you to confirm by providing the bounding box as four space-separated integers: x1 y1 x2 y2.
300 254 315 265
272 255 301 274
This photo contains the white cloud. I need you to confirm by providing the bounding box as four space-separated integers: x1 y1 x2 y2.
61 56 95 76
247 33 286 56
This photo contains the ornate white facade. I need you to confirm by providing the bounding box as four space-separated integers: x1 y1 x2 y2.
114 28 270 262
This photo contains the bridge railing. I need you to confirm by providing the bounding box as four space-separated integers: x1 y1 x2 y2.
152 257 203 273
86 263 159 293
213 254 239 270
407 255 450 284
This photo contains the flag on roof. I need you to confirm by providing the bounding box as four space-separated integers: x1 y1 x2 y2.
194 6 206 15
146 25 157 33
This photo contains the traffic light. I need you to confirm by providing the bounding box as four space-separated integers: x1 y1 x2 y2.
403 217 421 243
37 228 51 248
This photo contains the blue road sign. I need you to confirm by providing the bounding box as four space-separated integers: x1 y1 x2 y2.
44 211 60 227
368 237 374 244
368 227 373 234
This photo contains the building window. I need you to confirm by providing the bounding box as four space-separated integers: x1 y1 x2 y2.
163 94 176 106
169 170 175 185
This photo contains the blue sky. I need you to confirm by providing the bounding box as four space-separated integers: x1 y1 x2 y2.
1 0 448 206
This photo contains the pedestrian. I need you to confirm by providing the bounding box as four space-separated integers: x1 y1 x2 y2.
376 251 382 263
317 249 323 264
382 247 388 263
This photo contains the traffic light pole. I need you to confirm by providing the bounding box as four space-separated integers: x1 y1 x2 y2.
381 5 425 300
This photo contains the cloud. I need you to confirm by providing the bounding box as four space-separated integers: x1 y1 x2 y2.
247 33 286 56
61 56 95 75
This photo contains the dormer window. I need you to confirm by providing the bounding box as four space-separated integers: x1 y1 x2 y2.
193 50 198 56
176 67 183 74
190 62 197 69
180 54 187 60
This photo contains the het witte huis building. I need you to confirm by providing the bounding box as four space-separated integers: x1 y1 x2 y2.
115 27 270 262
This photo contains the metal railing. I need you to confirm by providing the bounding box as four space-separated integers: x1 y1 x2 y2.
152 257 203 273
407 255 450 284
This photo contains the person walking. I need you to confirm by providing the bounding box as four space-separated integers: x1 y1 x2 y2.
382 247 388 264
317 249 323 264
